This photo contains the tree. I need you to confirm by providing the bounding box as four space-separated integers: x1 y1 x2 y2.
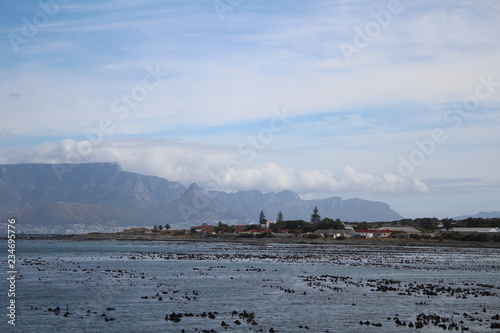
164 224 171 231
245 224 262 231
158 225 163 231
277 210 284 223
317 217 344 230
442 219 453 231
283 220 308 231
416 218 438 232
259 210 268 224
311 206 321 224
270 222 282 233
215 221 233 233
355 222 370 230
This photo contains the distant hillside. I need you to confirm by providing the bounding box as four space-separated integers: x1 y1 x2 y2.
0 163 186 214
453 211 500 220
2 202 140 226
1 163 403 232
151 184 250 228
208 190 402 222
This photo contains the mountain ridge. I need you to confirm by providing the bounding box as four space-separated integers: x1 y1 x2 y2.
0 163 403 231
453 211 500 220
208 189 402 222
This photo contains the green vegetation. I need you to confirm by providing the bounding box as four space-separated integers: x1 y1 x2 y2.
414 218 438 232
460 217 500 228
145 208 499 243
440 232 500 242
215 222 233 233
385 217 500 229
314 217 344 230
245 224 263 231
255 231 274 238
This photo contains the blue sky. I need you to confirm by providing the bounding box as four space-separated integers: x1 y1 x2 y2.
1 0 499 218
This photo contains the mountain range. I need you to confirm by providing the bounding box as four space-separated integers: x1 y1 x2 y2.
0 163 403 232
453 211 500 220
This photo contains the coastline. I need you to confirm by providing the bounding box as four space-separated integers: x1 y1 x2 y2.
11 233 500 248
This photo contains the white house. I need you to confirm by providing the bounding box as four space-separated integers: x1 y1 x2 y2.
377 226 422 234
451 227 499 234
315 229 356 238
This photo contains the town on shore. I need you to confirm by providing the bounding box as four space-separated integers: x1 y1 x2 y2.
56 208 500 245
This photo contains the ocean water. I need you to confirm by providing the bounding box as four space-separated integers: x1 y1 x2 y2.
1 240 499 333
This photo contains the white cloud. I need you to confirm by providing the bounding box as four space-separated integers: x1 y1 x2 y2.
0 138 427 195
1 0 499 217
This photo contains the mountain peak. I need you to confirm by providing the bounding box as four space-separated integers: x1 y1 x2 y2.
276 189 300 201
186 183 202 193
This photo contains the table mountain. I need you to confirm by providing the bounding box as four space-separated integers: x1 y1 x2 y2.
1 163 402 231
0 162 185 214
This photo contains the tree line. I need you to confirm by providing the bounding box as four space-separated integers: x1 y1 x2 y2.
387 217 500 232
152 224 171 232
251 207 344 233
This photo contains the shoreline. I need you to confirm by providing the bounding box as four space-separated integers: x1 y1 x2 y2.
10 234 500 248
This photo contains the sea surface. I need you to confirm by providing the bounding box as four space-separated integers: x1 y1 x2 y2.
1 240 499 333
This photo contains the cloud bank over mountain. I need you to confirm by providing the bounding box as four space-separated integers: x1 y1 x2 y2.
0 163 403 232
0 138 428 195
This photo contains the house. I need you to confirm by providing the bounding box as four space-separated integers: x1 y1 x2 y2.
354 230 376 238
450 227 499 234
191 223 217 234
374 230 396 238
315 229 355 239
376 226 422 234
391 232 410 239
232 225 246 231
314 229 329 237
352 230 410 238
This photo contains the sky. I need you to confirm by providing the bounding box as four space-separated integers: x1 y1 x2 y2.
1 0 499 218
